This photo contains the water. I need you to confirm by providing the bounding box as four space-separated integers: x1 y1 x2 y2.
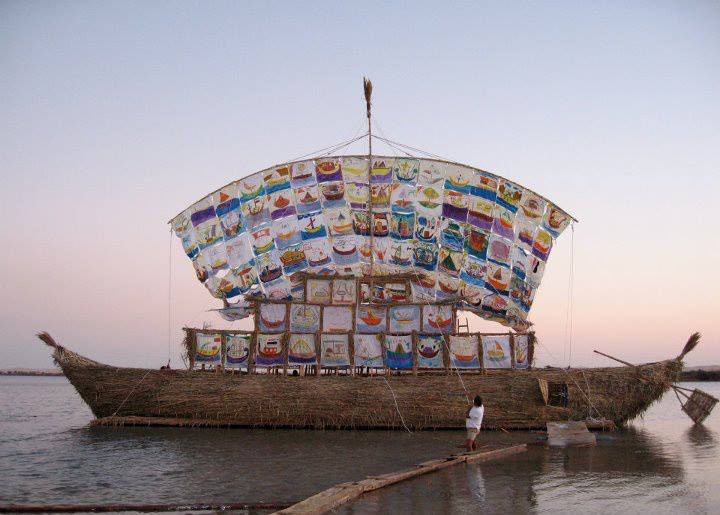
1 377 718 514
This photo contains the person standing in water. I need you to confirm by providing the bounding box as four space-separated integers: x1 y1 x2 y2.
465 396 484 452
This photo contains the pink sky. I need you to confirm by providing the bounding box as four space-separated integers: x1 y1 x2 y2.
2 2 718 369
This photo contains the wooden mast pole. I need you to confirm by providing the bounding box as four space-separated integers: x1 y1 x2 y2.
364 77 374 279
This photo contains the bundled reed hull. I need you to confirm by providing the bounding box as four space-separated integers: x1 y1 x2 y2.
48 340 681 430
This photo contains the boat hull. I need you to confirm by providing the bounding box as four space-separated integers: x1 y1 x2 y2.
49 341 681 430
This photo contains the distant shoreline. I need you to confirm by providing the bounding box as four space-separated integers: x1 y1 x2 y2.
2 369 719 381
679 370 720 382
0 370 63 377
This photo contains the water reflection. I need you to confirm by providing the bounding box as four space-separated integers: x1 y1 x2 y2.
2 377 719 513
340 426 701 514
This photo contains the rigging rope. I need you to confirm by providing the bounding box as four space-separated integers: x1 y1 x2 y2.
284 131 368 163
168 229 173 366
382 375 413 434
564 223 576 367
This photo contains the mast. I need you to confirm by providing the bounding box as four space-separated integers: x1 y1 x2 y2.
364 77 374 276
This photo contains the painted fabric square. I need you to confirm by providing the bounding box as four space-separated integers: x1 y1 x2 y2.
290 160 316 187
543 205 571 237
332 279 356 305
470 172 497 201
482 335 512 369
331 235 360 266
442 190 468 222
392 158 419 184
388 241 412 268
323 306 353 332
264 166 291 195
319 181 347 209
415 214 440 243
390 212 415 240
514 334 529 369
370 184 391 208
390 183 416 213
294 185 322 214
320 333 350 367
436 273 460 298
417 334 444 368
216 197 243 239
251 225 275 255
290 304 320 333
239 173 265 203
288 333 317 365
370 158 393 183
384 334 413 369
467 196 494 231
225 334 250 368
326 207 354 237
307 279 331 303
315 158 342 183
444 165 472 194
195 333 222 365
268 190 296 220
346 182 369 209
255 333 284 366
341 156 369 183
194 218 223 250
450 335 480 368
303 239 332 268
487 235 512 267
356 305 387 333
279 244 308 274
354 334 383 367
413 242 438 271
388 305 421 332
258 303 287 332
272 217 302 249
242 196 270 230
263 277 291 300
422 305 453 333
298 212 327 240
256 250 283 284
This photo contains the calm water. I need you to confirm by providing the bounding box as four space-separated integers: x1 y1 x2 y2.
1 377 718 514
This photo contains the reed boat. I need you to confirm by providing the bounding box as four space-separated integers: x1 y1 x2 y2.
39 331 697 430
39 81 716 431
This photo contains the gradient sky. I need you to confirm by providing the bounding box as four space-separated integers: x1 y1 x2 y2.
2 1 718 369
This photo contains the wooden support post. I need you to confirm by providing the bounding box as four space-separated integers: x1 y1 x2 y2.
478 334 485 373
248 332 256 374
509 332 515 370
381 332 389 376
411 330 418 376
315 330 322 377
443 334 451 375
283 303 291 376
187 329 196 370
348 333 356 377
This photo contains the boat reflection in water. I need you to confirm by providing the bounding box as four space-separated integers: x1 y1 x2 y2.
338 428 687 514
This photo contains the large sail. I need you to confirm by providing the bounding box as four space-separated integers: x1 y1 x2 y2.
170 156 573 331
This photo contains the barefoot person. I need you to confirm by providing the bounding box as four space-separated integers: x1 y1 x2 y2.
465 396 484 452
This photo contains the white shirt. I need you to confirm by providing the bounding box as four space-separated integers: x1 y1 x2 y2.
466 405 484 429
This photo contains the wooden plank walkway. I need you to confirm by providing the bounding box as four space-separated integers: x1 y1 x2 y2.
275 444 527 514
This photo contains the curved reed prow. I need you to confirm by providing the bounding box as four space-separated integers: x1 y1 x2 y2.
678 332 701 361
37 331 62 350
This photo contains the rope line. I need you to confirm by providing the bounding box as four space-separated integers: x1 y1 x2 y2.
111 369 153 417
565 223 576 367
382 376 413 433
285 132 368 163
168 229 173 365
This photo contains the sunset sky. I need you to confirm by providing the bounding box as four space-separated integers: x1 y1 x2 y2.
2 1 718 369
